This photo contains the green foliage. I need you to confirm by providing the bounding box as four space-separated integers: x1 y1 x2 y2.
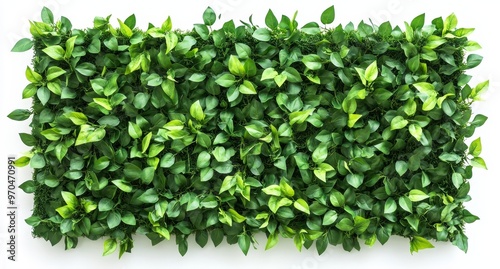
11 5 486 257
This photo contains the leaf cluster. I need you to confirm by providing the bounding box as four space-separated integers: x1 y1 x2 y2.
10 5 487 256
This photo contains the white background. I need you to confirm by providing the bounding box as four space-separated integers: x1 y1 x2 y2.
1 0 498 268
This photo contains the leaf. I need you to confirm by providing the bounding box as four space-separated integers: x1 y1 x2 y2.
203 6 216 26
390 116 408 130
365 60 378 83
41 6 54 24
293 199 310 215
11 38 34 52
265 232 279 250
409 124 422 141
469 137 482 157
239 80 257 95
61 191 78 209
238 234 251 255
302 54 323 70
312 142 328 164
215 73 236 87
128 122 142 139
43 45 65 61
190 100 205 122
252 28 271 41
321 5 335 25
118 18 133 38
265 9 278 29
7 109 31 121
471 157 487 169
165 32 178 54
103 238 117 256
408 189 429 202
410 236 434 254
76 62 97 76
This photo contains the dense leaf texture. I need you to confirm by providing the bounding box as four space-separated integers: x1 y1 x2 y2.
12 6 486 257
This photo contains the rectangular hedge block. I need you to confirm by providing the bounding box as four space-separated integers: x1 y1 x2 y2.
9 6 488 257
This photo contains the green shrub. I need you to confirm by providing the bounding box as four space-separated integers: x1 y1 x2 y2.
9 5 488 257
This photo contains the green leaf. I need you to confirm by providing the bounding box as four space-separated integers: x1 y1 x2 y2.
118 18 133 38
335 218 354 232
265 9 279 29
365 60 378 83
302 54 323 70
469 137 482 157
41 6 54 24
128 122 142 139
471 157 487 169
452 233 468 253
11 38 34 52
107 211 121 229
203 6 216 26
239 80 257 95
194 24 210 40
320 5 335 25
395 161 408 176
399 196 413 213
103 238 117 256
410 236 434 254
409 124 422 141
312 142 328 164
346 174 363 189
65 112 88 125
252 28 271 41
25 66 42 83
408 189 429 202
42 45 65 60
190 100 205 122
165 32 178 54
289 109 315 126
330 52 344 68
238 234 251 255
347 114 362 128
7 109 31 121
390 116 408 130
46 66 66 81
322 210 338 226
265 232 279 250
112 180 133 193
411 13 425 30
19 180 36 193
76 62 97 76
61 191 78 209
329 190 345 207
215 73 236 87
293 199 310 215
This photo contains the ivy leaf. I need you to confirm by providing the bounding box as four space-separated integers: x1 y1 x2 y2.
320 5 335 25
410 236 434 254
203 6 216 26
11 38 34 52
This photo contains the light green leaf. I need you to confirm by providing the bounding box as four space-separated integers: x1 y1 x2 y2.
365 60 378 83
238 80 257 95
408 189 429 202
103 238 117 256
190 100 205 122
390 116 408 130
165 32 178 54
410 236 434 254
128 122 142 139
42 45 65 61
293 199 310 215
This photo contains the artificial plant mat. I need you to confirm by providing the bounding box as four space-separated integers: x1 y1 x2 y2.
8 5 488 257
